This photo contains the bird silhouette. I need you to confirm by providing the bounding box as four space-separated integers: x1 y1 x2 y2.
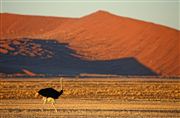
35 78 63 112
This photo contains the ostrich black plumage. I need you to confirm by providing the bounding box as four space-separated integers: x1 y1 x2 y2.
38 88 63 99
35 78 63 112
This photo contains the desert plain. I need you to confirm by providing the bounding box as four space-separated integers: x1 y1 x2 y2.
0 77 179 118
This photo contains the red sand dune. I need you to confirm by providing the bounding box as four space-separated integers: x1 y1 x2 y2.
0 11 179 76
0 13 77 39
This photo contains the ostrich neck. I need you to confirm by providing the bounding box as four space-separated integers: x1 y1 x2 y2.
60 79 63 90
60 84 63 90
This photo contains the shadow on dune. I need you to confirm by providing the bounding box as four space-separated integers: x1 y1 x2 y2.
0 38 158 76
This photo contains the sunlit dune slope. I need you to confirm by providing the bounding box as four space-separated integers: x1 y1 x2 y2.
0 13 77 39
0 11 179 76
50 11 179 76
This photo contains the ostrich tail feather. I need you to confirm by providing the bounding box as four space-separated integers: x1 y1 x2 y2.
35 92 39 97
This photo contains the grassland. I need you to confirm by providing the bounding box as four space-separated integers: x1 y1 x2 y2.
0 77 179 117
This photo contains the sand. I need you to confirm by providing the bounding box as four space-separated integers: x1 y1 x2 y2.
1 11 179 76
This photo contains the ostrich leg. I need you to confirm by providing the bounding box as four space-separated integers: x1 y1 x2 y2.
41 97 47 111
47 97 57 112
52 103 57 112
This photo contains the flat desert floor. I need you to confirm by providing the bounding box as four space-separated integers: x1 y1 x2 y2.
0 77 179 118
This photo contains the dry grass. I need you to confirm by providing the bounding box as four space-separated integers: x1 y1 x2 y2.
0 77 179 118
0 99 179 118
0 77 179 101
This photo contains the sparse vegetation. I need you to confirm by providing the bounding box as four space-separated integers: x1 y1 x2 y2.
0 78 179 101
0 77 179 117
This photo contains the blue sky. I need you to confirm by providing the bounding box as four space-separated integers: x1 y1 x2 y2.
1 0 179 30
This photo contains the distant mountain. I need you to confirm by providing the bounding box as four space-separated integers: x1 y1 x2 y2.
0 11 179 76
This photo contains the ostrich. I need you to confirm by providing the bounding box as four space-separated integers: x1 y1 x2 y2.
35 78 64 112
